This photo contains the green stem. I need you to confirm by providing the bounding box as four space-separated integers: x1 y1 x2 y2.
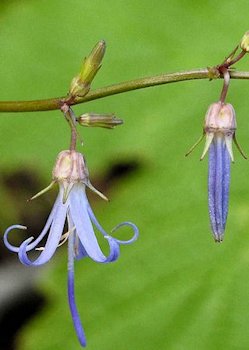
1 68 249 113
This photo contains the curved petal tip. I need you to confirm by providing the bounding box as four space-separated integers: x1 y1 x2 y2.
4 225 27 253
111 221 139 245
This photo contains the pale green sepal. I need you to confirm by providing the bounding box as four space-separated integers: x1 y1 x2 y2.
63 182 75 204
200 133 214 160
28 181 55 202
185 133 205 157
85 180 109 201
233 135 247 160
224 135 234 163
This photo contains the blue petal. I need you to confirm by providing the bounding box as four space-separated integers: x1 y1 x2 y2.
67 213 88 260
68 232 86 347
74 235 88 260
208 136 230 242
111 222 139 244
87 204 139 245
69 185 120 263
3 193 61 253
18 197 68 266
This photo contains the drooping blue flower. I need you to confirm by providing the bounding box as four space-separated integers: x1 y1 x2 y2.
4 150 138 347
186 101 246 242
207 134 231 242
201 102 243 242
201 102 237 242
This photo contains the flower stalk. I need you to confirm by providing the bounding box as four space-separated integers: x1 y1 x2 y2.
2 69 249 113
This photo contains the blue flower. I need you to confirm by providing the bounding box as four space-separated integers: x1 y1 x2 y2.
4 150 138 347
186 102 246 242
207 134 231 242
201 102 244 242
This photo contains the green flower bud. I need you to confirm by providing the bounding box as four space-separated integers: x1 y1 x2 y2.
77 113 123 129
240 31 249 52
69 40 106 97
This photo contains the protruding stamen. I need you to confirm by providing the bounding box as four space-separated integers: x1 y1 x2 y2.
35 225 76 251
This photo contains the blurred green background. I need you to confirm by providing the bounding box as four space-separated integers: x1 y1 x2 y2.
1 0 249 349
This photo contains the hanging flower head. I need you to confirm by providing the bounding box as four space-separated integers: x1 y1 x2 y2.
202 102 236 242
186 100 246 242
4 150 139 347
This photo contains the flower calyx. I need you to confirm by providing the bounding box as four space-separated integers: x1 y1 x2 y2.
29 150 108 204
185 102 247 161
53 150 108 202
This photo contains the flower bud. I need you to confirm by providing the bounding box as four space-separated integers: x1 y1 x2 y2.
69 40 106 97
204 102 236 135
77 113 123 129
240 31 249 52
53 150 89 184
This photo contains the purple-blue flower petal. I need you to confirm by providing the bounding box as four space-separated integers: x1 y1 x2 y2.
87 203 139 245
208 136 230 242
18 199 68 266
3 193 62 253
111 222 139 245
68 233 86 347
74 236 88 260
69 186 120 263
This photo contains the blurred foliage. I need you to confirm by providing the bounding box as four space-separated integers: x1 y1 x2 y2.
1 0 249 349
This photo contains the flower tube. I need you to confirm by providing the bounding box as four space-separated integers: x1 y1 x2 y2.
202 102 236 242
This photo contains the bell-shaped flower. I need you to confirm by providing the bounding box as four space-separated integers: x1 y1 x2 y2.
4 150 139 347
186 102 246 242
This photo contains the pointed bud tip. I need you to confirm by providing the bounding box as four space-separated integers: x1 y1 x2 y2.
240 31 249 52
99 39 106 48
77 114 123 129
69 40 106 97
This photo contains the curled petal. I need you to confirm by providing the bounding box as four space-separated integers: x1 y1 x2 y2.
68 233 86 347
4 225 27 252
69 187 120 263
88 203 139 245
111 222 139 245
18 199 68 266
4 194 62 253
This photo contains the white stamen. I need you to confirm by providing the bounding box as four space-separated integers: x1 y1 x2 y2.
35 226 76 251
